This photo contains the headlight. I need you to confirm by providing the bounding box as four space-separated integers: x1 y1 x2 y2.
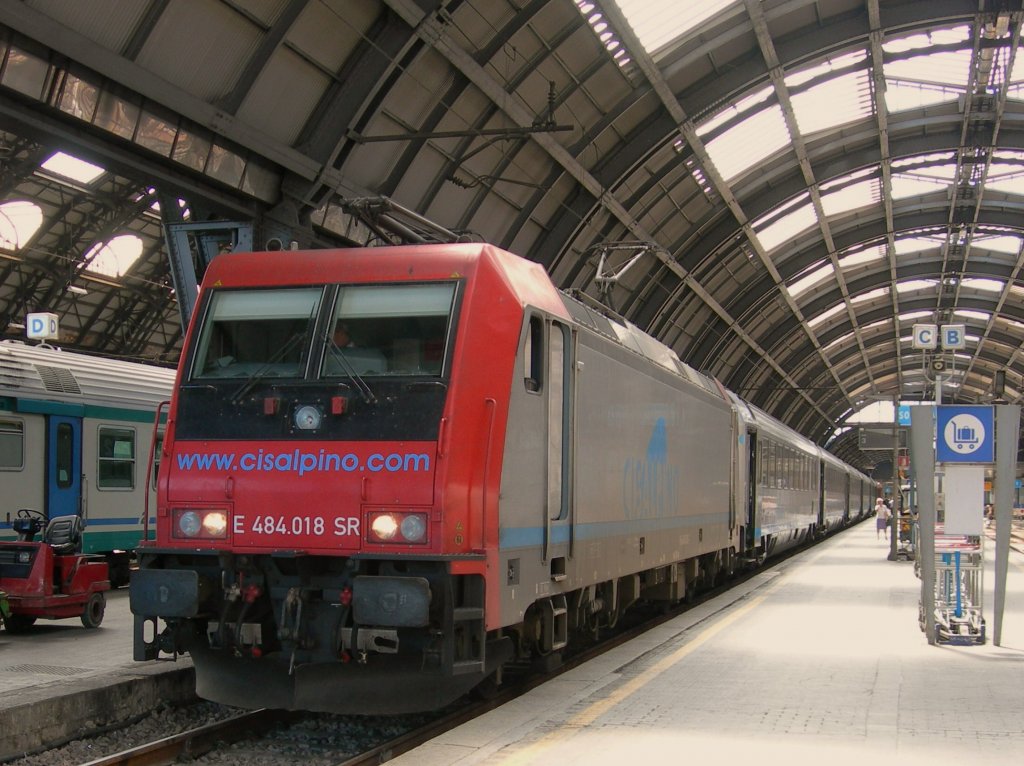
370 513 399 541
173 508 229 539
367 510 429 544
16 550 31 564
400 514 427 543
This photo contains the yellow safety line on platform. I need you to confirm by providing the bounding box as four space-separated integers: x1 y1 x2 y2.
498 563 798 765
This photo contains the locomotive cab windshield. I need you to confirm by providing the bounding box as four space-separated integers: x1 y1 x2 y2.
190 282 457 383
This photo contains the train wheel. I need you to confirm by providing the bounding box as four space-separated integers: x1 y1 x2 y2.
4 614 37 633
81 592 105 628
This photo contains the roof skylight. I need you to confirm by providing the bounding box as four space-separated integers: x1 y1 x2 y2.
851 287 889 304
808 303 845 328
788 263 834 298
821 179 880 217
790 71 873 135
896 279 938 293
612 0 733 56
894 236 944 255
838 244 886 268
890 171 953 199
85 234 142 279
40 152 105 184
954 309 991 321
704 104 791 183
971 234 1022 254
960 278 1005 292
0 200 43 249
753 198 818 252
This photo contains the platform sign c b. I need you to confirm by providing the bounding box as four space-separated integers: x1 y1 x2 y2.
936 405 994 463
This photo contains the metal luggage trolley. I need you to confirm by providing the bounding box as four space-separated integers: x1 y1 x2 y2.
918 524 985 645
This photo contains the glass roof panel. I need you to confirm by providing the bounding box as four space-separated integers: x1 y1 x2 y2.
820 179 881 217
807 303 845 328
85 234 142 279
851 286 889 304
896 279 938 293
753 199 818 252
788 263 834 298
785 50 868 88
839 244 886 268
886 49 973 87
704 105 791 183
983 167 1024 196
697 86 774 135
885 82 960 112
954 309 991 321
41 151 105 184
971 234 1020 254
895 235 944 254
790 71 873 135
612 0 734 56
899 310 934 321
890 171 953 199
882 25 972 54
0 200 43 249
960 278 1005 292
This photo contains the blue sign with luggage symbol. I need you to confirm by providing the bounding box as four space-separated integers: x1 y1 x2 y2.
936 405 994 463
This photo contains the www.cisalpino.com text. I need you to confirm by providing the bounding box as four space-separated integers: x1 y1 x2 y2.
175 449 431 475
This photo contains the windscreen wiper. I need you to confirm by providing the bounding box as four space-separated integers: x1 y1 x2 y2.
229 332 306 404
325 336 378 405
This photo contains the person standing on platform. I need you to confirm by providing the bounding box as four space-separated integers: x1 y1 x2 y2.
875 497 891 541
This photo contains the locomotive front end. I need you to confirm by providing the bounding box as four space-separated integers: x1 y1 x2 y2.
130 249 510 713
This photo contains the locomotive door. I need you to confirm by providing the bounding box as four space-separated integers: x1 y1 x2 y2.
544 320 575 563
46 415 83 520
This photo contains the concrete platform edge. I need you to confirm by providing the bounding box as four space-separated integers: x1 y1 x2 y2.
0 662 196 761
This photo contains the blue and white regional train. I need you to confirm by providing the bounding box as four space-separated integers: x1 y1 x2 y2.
130 243 874 713
0 341 176 584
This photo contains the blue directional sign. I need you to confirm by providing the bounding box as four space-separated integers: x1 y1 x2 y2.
936 405 994 463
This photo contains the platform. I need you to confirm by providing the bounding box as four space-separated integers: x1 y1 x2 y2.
0 588 194 760
1 520 1022 762
391 520 1024 765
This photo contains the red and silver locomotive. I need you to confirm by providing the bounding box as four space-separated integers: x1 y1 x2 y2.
130 243 873 713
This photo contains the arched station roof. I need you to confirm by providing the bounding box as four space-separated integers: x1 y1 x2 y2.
2 0 1024 469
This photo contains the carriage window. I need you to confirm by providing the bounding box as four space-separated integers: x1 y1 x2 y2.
98 427 135 490
0 419 23 469
323 282 456 377
192 288 322 379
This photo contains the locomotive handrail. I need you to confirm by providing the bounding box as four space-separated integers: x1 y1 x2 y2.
142 400 171 545
481 398 496 550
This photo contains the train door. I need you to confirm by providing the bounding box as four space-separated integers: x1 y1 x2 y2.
745 430 758 551
544 319 575 567
46 415 82 520
817 460 826 528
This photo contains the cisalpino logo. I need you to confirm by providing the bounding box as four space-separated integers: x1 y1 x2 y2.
622 417 680 519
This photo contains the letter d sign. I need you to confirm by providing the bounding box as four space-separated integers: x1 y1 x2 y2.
26 312 59 340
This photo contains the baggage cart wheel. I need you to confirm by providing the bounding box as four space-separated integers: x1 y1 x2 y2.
81 592 105 628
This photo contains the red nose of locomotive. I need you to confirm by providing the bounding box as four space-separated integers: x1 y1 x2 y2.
161 438 438 553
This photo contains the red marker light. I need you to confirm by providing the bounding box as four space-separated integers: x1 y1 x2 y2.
263 397 279 415
331 395 347 415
